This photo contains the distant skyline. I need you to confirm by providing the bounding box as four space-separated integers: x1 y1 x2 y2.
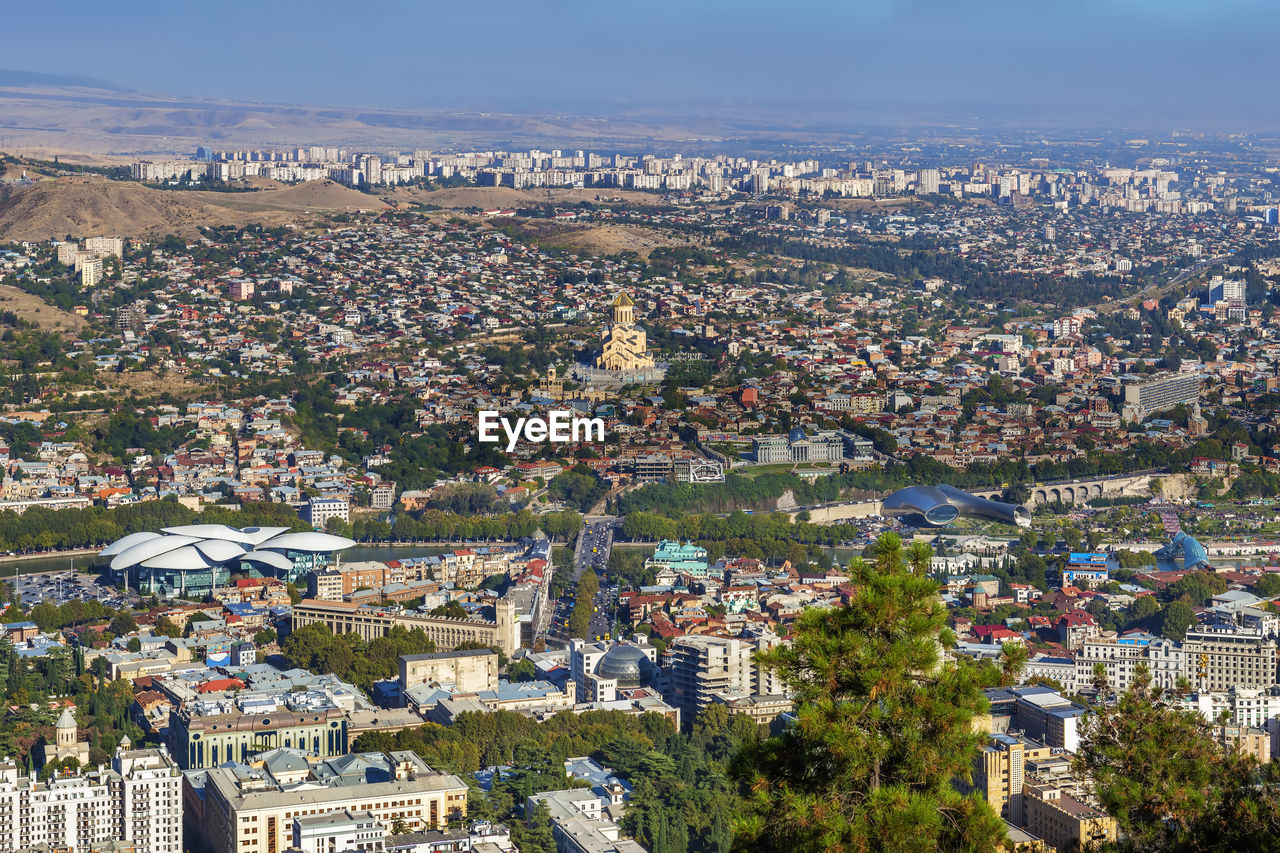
6 0 1279 131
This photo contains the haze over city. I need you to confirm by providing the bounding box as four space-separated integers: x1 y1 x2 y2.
4 0 1280 131
3 4 1280 853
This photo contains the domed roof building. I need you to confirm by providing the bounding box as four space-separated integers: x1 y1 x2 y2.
595 643 656 690
100 524 355 598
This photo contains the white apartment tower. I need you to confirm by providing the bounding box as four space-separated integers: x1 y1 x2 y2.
0 744 183 853
917 168 941 195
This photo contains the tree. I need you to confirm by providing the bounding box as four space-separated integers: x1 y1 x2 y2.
1074 665 1280 851
507 657 539 682
108 613 137 636
904 540 934 576
512 800 558 853
732 533 1006 852
1130 595 1160 623
1161 600 1196 641
152 616 181 638
999 641 1029 687
429 600 467 620
1256 573 1280 599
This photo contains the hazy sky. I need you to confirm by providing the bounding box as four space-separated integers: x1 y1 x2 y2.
8 0 1279 129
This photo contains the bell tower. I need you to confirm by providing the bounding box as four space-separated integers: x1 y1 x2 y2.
56 707 76 748
612 292 634 325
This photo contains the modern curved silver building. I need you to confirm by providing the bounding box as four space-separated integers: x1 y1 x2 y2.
100 525 355 597
882 485 1031 529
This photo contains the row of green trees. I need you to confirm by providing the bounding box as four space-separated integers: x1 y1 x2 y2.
0 498 309 554
621 510 863 553
280 623 437 691
567 569 599 639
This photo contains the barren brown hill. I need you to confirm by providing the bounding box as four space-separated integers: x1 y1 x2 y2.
0 284 86 332
0 176 245 241
498 220 692 259
0 176 391 242
192 179 391 214
550 224 692 258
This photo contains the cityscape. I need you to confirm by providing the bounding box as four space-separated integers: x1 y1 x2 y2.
1 3 1280 853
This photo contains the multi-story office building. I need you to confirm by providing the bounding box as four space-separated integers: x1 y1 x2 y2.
1074 634 1184 693
1183 625 1278 692
0 745 183 853
291 596 520 656
1121 373 1202 421
1206 277 1246 304
399 649 499 694
1181 685 1280 729
1023 782 1118 852
667 635 754 721
187 751 467 853
170 697 350 770
983 687 1089 752
972 734 1056 825
304 497 350 529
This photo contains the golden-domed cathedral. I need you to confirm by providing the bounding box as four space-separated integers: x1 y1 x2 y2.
596 292 655 371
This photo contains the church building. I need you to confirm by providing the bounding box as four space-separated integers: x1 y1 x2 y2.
596 292 655 371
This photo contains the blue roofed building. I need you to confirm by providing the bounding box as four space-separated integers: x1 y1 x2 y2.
644 540 709 581
1063 553 1110 588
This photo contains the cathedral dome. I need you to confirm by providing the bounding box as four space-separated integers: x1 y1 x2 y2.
788 426 808 443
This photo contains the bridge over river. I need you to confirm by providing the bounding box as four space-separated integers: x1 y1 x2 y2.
791 470 1166 524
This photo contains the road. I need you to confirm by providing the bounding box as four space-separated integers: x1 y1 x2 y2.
1095 254 1225 314
546 516 621 647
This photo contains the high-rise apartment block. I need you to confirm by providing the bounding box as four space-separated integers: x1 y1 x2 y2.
917 168 941 195
0 745 183 853
80 257 103 288
1121 373 1202 421
83 236 124 258
667 635 754 720
973 733 1056 825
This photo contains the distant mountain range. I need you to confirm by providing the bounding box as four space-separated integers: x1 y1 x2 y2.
0 69 131 91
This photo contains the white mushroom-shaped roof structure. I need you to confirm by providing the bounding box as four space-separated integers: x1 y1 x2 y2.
255 531 355 552
100 524 353 576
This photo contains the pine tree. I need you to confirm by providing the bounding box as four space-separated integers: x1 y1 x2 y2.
732 533 1006 852
1074 664 1280 851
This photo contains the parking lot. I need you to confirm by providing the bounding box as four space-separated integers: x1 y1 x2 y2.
10 569 131 610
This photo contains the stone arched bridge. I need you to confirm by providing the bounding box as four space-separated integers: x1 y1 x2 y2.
791 470 1165 524
969 470 1164 508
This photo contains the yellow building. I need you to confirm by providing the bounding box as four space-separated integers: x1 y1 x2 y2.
973 734 1055 825
596 292 655 371
1024 782 1117 852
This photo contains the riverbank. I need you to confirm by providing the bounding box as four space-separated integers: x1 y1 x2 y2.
0 547 100 564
